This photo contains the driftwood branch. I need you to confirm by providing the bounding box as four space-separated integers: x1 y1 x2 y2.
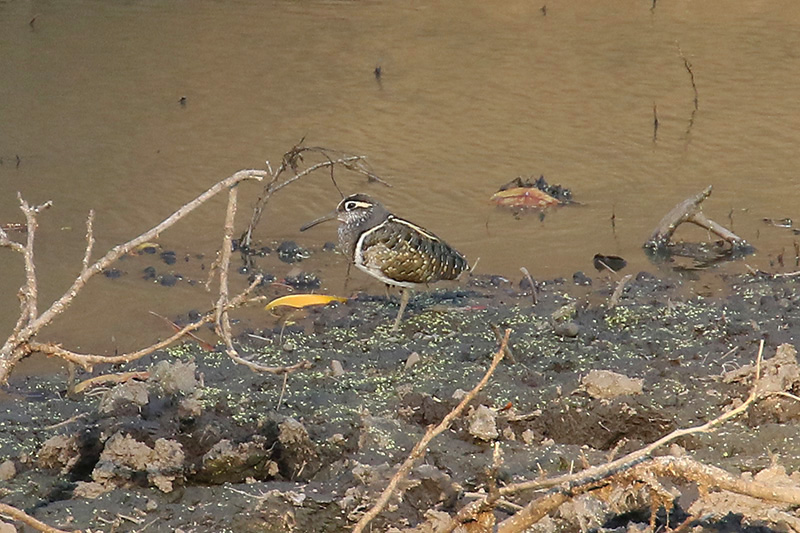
0 170 266 384
644 186 750 252
352 329 510 533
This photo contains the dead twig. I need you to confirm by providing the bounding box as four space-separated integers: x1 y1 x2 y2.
519 266 537 305
608 273 633 308
0 502 77 533
27 275 261 371
72 371 150 394
644 186 750 253
240 142 388 253
445 341 766 532
81 209 95 272
0 170 265 384
352 329 510 533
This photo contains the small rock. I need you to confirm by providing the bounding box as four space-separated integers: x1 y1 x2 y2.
90 433 184 494
73 481 108 499
38 434 80 473
199 437 272 484
282 341 295 353
103 268 123 279
580 370 643 399
277 241 311 263
405 351 421 370
98 381 149 415
553 321 580 337
0 459 16 481
143 266 157 280
160 250 177 265
158 273 179 287
331 360 345 377
452 389 468 401
0 523 16 533
521 429 536 445
572 271 592 286
178 397 203 418
468 405 499 441
277 418 319 480
150 360 199 396
284 272 321 290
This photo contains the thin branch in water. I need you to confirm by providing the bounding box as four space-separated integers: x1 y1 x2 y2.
677 44 699 111
653 103 659 143
81 209 95 272
519 266 537 305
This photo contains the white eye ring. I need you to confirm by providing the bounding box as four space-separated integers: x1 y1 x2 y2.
345 201 358 211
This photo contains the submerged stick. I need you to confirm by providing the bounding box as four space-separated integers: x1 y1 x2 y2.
644 186 749 252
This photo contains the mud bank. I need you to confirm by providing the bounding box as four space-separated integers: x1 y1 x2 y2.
2 270 800 532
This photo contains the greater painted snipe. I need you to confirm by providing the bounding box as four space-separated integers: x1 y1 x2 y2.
301 194 468 331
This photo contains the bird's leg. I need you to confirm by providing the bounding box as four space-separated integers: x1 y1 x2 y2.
391 289 411 333
344 263 352 290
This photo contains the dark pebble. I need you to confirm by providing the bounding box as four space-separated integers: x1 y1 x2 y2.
160 251 177 265
277 241 311 264
519 276 537 290
159 274 179 287
188 310 202 321
284 272 321 290
139 245 158 255
553 321 580 337
103 268 123 279
572 271 592 286
636 271 657 282
238 266 249 275
257 246 272 257
143 266 157 280
322 242 337 252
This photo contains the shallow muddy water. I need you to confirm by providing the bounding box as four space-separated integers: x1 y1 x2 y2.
2 0 800 356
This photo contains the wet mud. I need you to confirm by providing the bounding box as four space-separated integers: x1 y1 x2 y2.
2 268 800 532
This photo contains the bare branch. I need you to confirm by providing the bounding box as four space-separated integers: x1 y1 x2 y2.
609 273 633 308
81 209 95 272
27 275 263 372
0 170 265 384
0 502 77 533
444 341 766 532
353 329 510 533
644 186 750 253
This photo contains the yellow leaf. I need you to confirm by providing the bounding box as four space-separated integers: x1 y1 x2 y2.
265 294 346 311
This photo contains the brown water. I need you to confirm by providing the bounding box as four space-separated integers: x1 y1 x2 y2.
2 0 800 358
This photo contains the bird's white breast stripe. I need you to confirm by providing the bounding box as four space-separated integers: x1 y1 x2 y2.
388 216 440 242
353 222 419 288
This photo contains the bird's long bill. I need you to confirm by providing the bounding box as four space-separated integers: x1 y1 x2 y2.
299 211 337 232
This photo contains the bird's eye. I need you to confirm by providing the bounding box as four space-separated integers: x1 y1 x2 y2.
345 201 358 211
